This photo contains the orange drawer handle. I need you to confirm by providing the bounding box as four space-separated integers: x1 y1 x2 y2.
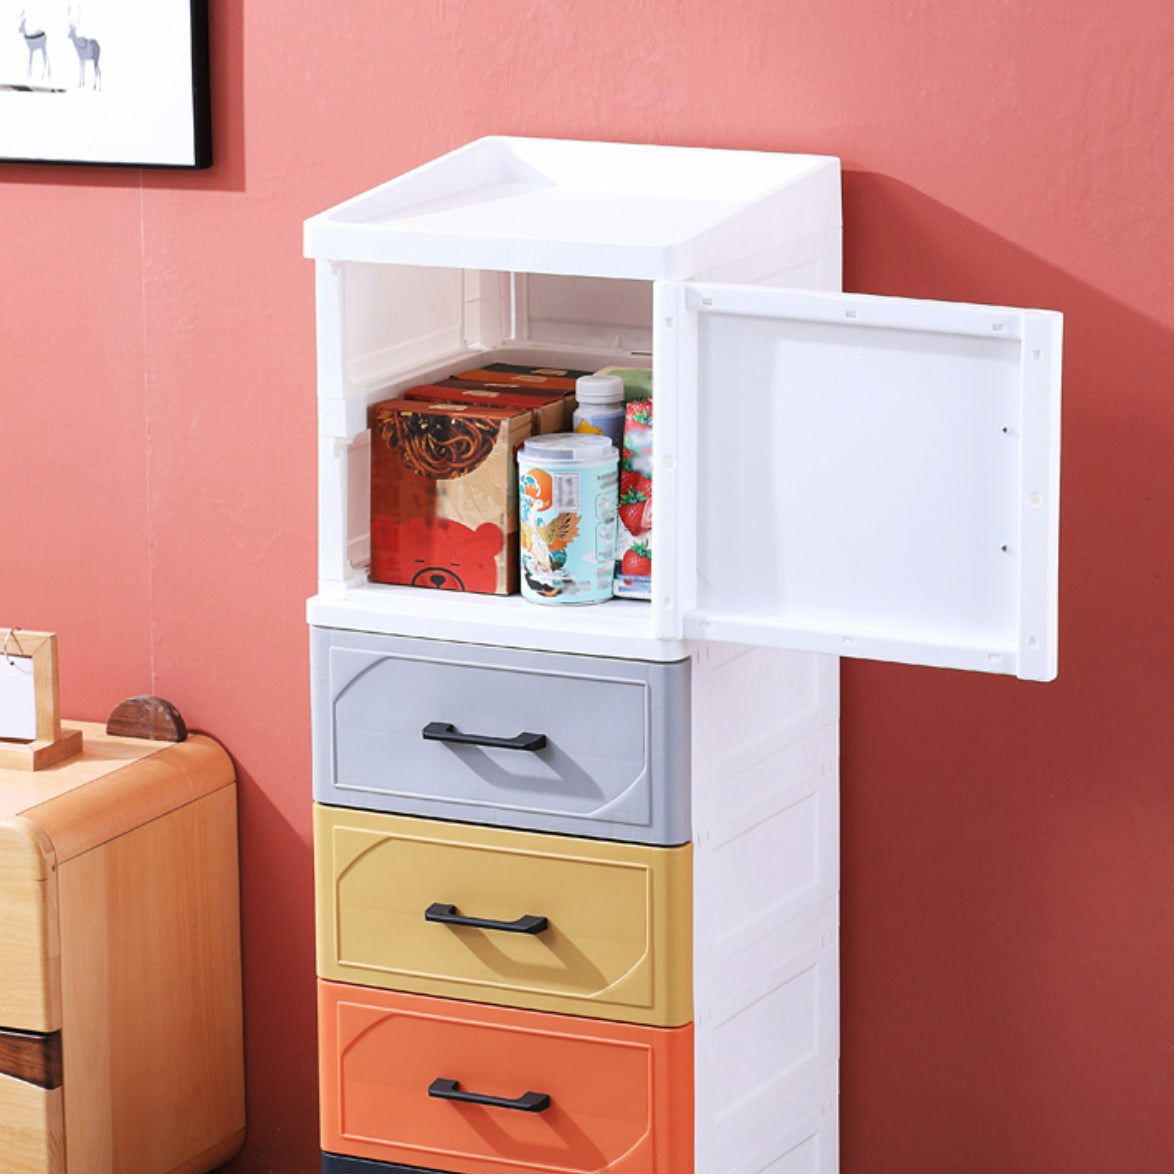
428 1077 551 1113
425 902 549 935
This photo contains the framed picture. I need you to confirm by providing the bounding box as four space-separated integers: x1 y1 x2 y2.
0 0 210 168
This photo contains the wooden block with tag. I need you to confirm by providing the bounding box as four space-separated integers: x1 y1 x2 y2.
0 631 82 772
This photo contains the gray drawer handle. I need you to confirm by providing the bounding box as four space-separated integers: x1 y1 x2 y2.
425 902 549 935
429 1077 551 1113
422 721 547 752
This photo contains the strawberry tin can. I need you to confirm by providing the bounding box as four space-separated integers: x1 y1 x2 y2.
615 399 653 599
518 433 618 604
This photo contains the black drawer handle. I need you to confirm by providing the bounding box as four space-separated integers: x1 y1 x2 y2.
425 902 548 935
429 1077 551 1113
422 721 547 752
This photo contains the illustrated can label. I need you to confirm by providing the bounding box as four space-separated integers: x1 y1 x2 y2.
519 453 618 604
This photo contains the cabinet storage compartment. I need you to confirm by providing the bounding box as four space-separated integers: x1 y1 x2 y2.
312 627 691 844
306 136 1062 1174
305 137 845 663
314 805 692 1025
318 982 694 1174
305 136 1059 680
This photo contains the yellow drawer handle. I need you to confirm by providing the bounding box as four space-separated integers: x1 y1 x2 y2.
422 721 547 752
429 1077 551 1113
424 902 549 935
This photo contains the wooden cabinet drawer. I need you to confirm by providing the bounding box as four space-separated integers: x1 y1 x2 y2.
0 1068 62 1174
318 982 693 1174
0 825 57 1034
315 805 692 1026
311 628 691 845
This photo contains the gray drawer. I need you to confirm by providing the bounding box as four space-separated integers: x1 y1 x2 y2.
311 627 691 845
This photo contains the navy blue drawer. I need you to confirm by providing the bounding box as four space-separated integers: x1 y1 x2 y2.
324 1154 447 1174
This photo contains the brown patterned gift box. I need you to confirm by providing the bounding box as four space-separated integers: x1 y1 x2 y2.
369 398 532 595
403 381 572 434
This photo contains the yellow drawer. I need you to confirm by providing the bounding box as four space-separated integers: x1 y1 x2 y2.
314 805 692 1027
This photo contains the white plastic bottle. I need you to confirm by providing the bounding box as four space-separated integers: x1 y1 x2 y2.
572 374 625 448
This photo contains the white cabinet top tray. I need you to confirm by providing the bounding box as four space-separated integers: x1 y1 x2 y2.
304 136 841 281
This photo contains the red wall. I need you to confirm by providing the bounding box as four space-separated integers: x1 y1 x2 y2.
2 2 1171 1171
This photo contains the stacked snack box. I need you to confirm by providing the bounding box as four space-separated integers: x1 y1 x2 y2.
403 382 571 435
368 397 531 595
449 363 582 431
614 399 653 599
455 362 591 391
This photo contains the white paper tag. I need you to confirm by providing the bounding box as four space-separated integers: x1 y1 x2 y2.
0 653 37 742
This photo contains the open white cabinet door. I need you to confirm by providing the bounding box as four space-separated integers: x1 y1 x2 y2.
655 282 1061 680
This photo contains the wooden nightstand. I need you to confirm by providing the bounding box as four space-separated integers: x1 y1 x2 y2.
0 722 245 1174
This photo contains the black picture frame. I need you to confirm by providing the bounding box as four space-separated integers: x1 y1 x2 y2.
0 0 211 169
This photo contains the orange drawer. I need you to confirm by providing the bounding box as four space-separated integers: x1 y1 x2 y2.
318 981 693 1174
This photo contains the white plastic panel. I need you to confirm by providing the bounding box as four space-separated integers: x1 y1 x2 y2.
691 644 839 1174
337 262 503 399
304 137 841 282
699 227 843 293
306 584 685 662
662 283 1062 680
515 274 653 353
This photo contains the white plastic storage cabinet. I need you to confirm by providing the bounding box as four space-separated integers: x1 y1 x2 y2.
305 137 1061 1174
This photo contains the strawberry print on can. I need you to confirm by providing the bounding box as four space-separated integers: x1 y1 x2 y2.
518 433 618 604
615 399 653 599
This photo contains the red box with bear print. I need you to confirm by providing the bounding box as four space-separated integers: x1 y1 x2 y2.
368 397 532 595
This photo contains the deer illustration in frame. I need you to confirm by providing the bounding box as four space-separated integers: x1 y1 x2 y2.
65 6 99 90
0 0 210 167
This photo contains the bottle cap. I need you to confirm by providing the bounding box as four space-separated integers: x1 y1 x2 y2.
575 374 624 405
520 432 617 464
